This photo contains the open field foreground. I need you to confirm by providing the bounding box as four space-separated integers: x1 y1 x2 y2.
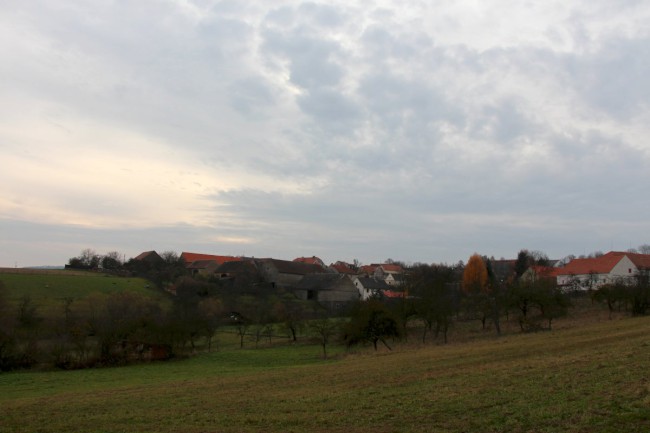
2 317 650 432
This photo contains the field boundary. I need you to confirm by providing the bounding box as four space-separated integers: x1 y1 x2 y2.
0 268 92 276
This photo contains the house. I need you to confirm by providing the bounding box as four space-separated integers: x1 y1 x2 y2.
215 260 259 279
214 260 269 295
373 264 405 286
180 252 243 276
256 258 327 287
133 250 164 265
186 260 220 277
293 273 359 310
181 252 242 266
520 265 559 283
555 251 650 290
353 277 392 300
329 261 358 276
358 264 380 276
384 272 406 286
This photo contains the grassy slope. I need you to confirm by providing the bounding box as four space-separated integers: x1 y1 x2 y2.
0 270 169 317
2 316 650 433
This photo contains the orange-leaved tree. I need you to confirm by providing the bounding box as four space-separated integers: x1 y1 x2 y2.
462 253 488 294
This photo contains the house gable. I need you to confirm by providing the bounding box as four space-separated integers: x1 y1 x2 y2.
133 250 164 264
353 277 392 300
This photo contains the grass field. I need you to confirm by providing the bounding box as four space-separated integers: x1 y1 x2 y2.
0 269 170 317
2 314 649 432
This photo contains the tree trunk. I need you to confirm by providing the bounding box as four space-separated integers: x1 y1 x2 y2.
380 338 392 351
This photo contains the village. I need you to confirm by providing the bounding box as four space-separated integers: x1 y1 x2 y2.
127 248 650 308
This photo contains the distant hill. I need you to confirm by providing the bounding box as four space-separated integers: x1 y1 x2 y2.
0 269 171 318
24 266 65 270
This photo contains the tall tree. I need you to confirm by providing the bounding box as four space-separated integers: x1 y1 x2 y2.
463 254 488 294
463 254 499 332
514 250 532 279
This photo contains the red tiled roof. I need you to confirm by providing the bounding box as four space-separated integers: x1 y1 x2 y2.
181 252 242 266
383 290 405 298
359 265 379 274
525 265 563 279
331 263 356 274
625 252 650 270
293 256 324 265
556 252 627 275
380 264 403 273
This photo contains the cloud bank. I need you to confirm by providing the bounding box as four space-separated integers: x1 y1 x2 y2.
1 1 650 266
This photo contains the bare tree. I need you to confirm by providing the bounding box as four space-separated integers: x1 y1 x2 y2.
310 317 339 359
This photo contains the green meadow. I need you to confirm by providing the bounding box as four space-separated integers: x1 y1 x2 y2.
0 269 169 316
2 315 650 433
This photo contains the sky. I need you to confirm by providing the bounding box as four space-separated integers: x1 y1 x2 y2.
2 0 650 267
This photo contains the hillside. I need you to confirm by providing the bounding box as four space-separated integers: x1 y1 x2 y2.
0 268 170 317
1 315 649 432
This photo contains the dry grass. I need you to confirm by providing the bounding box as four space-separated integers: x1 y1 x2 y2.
2 311 650 433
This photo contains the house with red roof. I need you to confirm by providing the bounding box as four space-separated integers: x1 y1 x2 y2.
555 251 650 290
374 263 405 286
181 252 243 266
180 252 243 276
330 261 358 276
359 264 380 276
353 277 392 300
521 265 560 283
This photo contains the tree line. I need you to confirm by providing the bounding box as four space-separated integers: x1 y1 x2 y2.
2 248 650 371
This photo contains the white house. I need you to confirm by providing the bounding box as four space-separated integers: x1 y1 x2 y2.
373 264 405 286
353 277 392 300
555 251 650 290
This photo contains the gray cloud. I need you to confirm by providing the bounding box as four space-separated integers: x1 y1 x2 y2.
570 38 650 118
2 0 650 266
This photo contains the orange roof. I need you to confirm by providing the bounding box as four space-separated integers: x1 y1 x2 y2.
556 252 629 275
331 263 356 274
359 264 379 274
380 264 404 273
625 252 650 270
528 265 562 278
180 252 242 266
293 256 323 265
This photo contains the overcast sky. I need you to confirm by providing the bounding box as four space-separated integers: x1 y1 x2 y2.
2 0 650 267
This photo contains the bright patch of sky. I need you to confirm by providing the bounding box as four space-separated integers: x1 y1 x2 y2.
1 0 650 266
